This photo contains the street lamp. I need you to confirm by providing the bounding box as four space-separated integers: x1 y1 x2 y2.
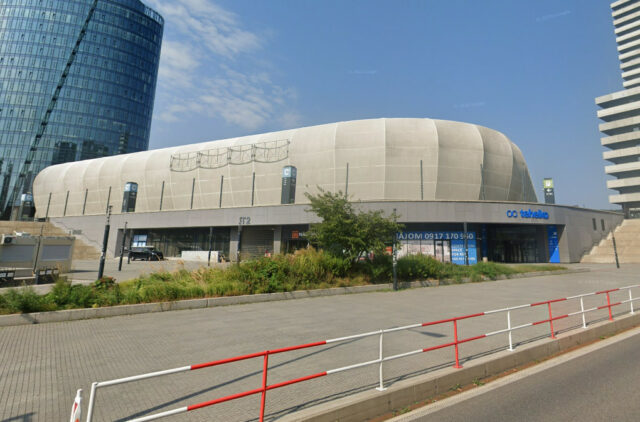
97 205 112 279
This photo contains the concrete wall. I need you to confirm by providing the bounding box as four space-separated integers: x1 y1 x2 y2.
49 200 623 263
0 235 74 272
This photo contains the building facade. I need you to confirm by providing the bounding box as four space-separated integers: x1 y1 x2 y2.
0 0 163 219
596 0 640 219
32 118 622 264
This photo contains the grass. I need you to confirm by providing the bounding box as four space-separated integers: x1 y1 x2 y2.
0 249 566 315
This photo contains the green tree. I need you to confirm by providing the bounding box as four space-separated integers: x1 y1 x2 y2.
304 189 403 264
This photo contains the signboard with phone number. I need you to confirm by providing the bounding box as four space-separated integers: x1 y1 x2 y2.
397 231 477 265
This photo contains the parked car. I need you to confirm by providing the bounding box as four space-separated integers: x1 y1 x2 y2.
128 246 164 261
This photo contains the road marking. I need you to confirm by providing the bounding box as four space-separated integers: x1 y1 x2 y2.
388 325 640 421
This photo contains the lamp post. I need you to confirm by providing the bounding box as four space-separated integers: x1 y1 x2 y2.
97 205 112 280
207 226 214 266
392 208 398 291
118 221 127 271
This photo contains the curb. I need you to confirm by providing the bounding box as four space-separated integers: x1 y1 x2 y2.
280 311 640 422
0 269 585 327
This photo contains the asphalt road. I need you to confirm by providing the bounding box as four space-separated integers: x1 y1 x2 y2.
395 327 640 422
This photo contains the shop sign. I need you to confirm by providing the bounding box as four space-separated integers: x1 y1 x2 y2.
547 225 560 263
506 209 549 219
397 231 477 265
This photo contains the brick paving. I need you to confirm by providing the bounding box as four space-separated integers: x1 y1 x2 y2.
0 263 638 422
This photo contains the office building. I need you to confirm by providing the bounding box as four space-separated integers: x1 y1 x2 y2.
0 0 163 219
596 0 640 218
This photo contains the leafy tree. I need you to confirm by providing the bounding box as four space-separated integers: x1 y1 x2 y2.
304 188 403 264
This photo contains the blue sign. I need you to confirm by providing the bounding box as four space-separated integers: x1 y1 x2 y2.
547 225 560 263
506 209 549 220
397 231 477 265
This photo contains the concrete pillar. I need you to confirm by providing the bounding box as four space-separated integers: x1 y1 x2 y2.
273 225 282 254
229 226 239 262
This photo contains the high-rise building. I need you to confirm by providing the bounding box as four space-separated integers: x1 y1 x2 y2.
0 0 163 219
596 0 640 219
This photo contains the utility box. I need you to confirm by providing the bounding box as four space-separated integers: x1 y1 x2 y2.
281 166 297 204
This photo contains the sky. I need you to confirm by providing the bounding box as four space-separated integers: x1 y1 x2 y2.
144 0 622 210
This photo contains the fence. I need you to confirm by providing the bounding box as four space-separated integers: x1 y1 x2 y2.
74 284 640 422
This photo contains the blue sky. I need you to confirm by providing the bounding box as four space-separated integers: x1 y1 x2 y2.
145 0 621 210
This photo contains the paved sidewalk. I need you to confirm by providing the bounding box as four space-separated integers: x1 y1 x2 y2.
0 263 637 421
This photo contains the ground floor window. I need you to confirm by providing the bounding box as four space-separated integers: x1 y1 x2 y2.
130 227 230 260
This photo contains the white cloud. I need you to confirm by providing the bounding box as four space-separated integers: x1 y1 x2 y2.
536 10 571 23
146 0 300 131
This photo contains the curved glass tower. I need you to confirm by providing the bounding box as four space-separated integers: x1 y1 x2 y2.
0 0 163 219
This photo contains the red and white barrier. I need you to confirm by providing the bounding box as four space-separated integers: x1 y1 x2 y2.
69 389 82 422
78 283 640 422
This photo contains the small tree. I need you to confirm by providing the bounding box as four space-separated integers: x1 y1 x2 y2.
304 188 402 264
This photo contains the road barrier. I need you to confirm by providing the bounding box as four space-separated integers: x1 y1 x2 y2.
74 284 640 422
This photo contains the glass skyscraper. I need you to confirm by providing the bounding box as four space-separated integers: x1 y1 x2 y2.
0 0 163 218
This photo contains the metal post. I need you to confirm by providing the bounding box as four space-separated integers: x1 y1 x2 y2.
580 297 587 328
630 289 635 315
612 233 620 269
392 208 398 291
86 382 98 422
345 162 349 197
97 205 112 280
420 160 424 200
118 222 127 271
547 302 556 339
190 178 195 209
259 352 269 422
219 175 224 208
251 172 255 206
376 330 386 391
63 190 69 216
237 224 243 263
82 188 88 215
463 222 469 266
159 181 164 211
105 186 111 213
33 194 52 278
507 311 514 351
606 292 614 321
453 320 462 368
207 226 213 266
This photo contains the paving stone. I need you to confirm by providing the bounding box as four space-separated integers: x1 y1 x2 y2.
0 263 638 421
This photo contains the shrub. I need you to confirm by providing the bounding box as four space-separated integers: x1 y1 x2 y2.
2 287 53 313
397 254 444 280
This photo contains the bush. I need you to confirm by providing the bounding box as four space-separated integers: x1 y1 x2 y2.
397 254 444 280
2 287 53 313
0 249 566 314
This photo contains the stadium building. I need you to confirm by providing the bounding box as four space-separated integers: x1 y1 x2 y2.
32 118 622 264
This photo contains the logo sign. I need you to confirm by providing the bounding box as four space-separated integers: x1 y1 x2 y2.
506 209 549 219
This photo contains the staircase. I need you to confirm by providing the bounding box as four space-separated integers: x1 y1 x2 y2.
0 221 101 260
581 219 640 264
